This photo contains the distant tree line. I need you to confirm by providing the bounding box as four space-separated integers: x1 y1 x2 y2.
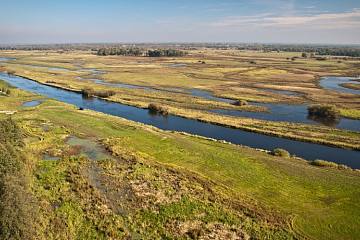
97 48 143 56
1 43 359 57
96 47 187 57
236 45 360 57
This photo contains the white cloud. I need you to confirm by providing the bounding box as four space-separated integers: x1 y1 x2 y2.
211 9 360 29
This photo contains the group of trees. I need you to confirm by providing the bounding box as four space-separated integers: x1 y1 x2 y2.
147 49 186 57
96 47 187 57
307 105 340 119
2 42 359 57
97 47 143 56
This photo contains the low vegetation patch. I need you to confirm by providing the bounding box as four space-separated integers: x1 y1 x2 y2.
0 118 40 239
310 159 350 170
232 99 248 106
0 87 10 95
340 108 360 120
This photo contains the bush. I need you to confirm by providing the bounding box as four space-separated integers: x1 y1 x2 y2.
272 148 290 158
81 88 94 98
95 90 116 98
311 159 339 168
308 105 339 119
6 70 16 75
148 103 169 115
81 88 115 98
232 100 248 106
310 159 350 170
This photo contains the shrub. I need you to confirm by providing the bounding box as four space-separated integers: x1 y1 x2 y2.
81 88 115 98
308 105 339 119
310 159 350 170
232 100 248 106
272 148 290 158
94 90 116 98
81 88 94 98
311 159 339 168
6 70 15 75
148 103 169 115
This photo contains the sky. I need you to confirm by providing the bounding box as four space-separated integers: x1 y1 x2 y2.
0 0 359 44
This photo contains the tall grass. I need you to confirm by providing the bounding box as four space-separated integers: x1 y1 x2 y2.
310 159 350 170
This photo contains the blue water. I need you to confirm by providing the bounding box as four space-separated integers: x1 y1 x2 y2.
320 76 360 95
211 103 360 132
22 100 42 107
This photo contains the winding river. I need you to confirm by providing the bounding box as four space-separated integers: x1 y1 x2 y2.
79 74 360 132
1 72 360 169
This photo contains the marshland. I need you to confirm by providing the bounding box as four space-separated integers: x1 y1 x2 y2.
1 44 360 239
1 1 360 239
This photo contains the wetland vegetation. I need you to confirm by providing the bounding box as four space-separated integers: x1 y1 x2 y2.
1 44 360 239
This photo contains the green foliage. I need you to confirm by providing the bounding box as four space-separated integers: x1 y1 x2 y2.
308 104 340 119
0 118 23 147
97 47 143 56
147 49 186 57
272 148 290 158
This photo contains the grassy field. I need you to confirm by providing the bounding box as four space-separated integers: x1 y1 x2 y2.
1 49 360 149
1 79 360 239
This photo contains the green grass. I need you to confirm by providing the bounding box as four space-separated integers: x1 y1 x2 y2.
27 101 360 240
340 108 360 120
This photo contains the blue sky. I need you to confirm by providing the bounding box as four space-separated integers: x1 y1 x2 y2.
0 0 359 44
